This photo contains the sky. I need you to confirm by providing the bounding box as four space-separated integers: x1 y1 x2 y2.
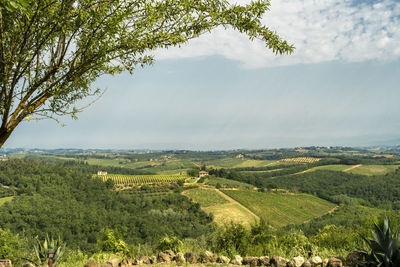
5 0 400 150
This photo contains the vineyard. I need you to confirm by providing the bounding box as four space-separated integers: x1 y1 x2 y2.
95 174 189 185
280 157 320 163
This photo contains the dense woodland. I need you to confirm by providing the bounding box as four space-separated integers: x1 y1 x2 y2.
0 160 212 252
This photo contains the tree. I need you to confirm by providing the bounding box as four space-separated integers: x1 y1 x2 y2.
0 0 294 147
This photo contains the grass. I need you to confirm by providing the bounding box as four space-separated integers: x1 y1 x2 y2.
299 164 399 176
205 158 275 169
305 164 352 172
345 165 399 176
204 202 259 227
234 159 276 168
183 188 229 207
182 188 259 227
204 177 254 189
0 196 14 206
221 190 336 228
85 158 198 175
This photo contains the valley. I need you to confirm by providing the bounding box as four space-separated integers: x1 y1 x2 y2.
1 146 400 266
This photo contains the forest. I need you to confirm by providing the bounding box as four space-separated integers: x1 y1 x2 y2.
0 160 212 253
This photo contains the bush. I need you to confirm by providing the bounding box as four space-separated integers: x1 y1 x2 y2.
156 236 183 253
276 230 316 258
310 224 361 251
212 222 249 257
97 229 129 255
0 229 23 265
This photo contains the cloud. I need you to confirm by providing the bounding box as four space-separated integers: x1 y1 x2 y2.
154 0 400 68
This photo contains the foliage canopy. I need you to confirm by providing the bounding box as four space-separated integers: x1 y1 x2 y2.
0 0 293 147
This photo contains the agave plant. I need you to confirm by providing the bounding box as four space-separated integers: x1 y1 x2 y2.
358 217 400 267
33 235 66 266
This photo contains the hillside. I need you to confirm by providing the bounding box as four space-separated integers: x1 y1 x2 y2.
221 190 336 228
183 188 259 227
183 187 336 228
0 159 213 253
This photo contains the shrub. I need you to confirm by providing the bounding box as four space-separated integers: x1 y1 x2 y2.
0 229 23 264
310 224 361 251
156 236 183 253
212 222 249 257
97 229 129 255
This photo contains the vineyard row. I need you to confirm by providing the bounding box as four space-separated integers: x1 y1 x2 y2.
95 174 188 185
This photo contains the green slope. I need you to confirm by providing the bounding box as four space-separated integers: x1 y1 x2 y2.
221 190 336 228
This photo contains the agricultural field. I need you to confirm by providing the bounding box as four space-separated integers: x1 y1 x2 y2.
96 174 188 185
297 164 399 176
204 177 254 189
204 158 275 169
305 164 352 173
345 164 399 176
183 188 259 227
85 157 197 175
221 190 336 228
205 201 259 227
280 157 320 163
183 188 229 207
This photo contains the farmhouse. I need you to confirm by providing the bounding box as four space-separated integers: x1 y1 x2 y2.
199 171 209 178
235 154 244 159
97 171 108 175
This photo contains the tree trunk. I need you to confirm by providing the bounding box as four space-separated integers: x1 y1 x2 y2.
0 128 11 148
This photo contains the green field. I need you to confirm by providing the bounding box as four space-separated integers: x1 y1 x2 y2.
85 158 197 175
306 164 352 172
183 188 259 227
345 165 398 176
296 164 399 176
96 174 188 185
183 188 229 207
205 201 259 227
0 196 14 206
205 158 275 169
221 190 336 228
204 177 254 189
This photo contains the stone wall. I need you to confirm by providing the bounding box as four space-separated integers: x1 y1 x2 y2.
0 250 364 267
86 249 360 267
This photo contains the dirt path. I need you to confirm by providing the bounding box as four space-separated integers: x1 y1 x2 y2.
302 205 340 224
214 189 260 221
344 164 362 172
191 161 201 167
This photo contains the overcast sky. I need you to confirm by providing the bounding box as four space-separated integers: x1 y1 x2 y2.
5 0 400 150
